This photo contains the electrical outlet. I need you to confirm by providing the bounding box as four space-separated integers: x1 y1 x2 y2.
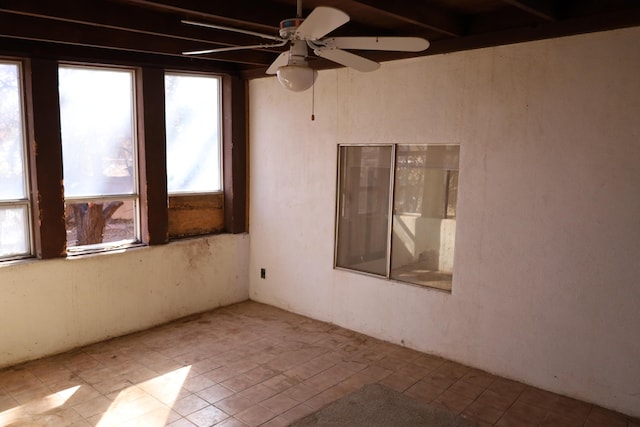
260 268 266 279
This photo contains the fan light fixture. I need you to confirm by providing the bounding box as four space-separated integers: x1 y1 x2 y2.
181 0 430 92
276 64 317 91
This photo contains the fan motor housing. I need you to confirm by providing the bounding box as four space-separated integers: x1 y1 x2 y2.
279 18 304 38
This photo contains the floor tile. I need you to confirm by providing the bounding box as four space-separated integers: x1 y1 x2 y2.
475 388 519 411
496 400 548 426
462 398 507 424
378 371 419 392
221 373 260 393
167 418 197 427
460 369 496 389
72 395 113 419
280 381 319 402
172 394 210 416
214 394 255 415
259 392 299 414
358 364 393 381
185 405 229 426
259 415 290 427
432 389 475 414
584 406 628 427
260 374 299 393
236 384 277 403
215 417 249 427
0 301 635 427
447 378 486 400
539 410 585 427
235 404 277 427
404 378 445 404
196 384 235 404
517 386 560 410
279 403 316 423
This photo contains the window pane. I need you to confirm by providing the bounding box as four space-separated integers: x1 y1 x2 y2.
336 146 392 276
391 145 459 290
59 67 136 198
0 63 26 199
59 66 139 251
65 199 137 249
165 74 221 194
0 206 29 257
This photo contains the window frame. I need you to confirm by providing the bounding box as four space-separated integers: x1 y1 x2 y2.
164 71 224 197
334 144 395 277
164 71 226 239
0 58 33 261
58 63 141 253
0 53 248 264
334 143 460 291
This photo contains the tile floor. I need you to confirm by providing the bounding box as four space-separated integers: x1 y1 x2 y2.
0 301 638 427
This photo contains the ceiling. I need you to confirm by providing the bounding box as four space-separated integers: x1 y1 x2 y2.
1 0 639 79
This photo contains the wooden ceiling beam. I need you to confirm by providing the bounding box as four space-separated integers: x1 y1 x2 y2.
242 5 640 79
350 0 465 37
428 6 640 55
108 0 391 40
0 0 280 51
108 0 287 33
502 0 557 21
2 0 638 81
0 12 278 67
0 38 247 74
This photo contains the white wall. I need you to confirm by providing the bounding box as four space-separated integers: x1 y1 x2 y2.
0 234 249 368
248 27 640 417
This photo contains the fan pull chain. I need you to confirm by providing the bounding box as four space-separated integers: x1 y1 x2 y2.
311 80 315 121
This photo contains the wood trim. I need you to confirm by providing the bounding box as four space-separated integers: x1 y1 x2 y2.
222 74 248 234
168 193 224 238
502 0 557 21
8 50 249 257
352 0 463 37
23 58 66 258
137 67 169 245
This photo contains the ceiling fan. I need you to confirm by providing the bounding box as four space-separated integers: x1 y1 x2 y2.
181 0 429 91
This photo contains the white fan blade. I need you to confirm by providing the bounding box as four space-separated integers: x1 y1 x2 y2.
326 37 429 52
184 41 287 55
314 48 379 72
182 20 284 42
266 51 290 74
295 7 349 40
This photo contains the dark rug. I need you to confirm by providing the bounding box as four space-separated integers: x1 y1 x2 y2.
289 384 476 427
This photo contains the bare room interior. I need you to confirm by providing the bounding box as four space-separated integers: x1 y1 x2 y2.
1 1 639 426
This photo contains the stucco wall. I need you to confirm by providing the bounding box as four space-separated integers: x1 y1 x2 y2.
248 27 640 416
0 234 249 368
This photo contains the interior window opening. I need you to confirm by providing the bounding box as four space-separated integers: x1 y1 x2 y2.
335 144 460 291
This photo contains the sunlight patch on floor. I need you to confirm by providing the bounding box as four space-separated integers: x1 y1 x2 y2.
0 385 80 425
96 365 190 426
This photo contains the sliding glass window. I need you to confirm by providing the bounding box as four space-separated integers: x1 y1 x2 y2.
335 144 460 291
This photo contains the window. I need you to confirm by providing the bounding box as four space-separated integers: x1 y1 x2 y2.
164 73 222 194
336 146 392 276
0 61 32 260
335 144 460 291
59 65 139 251
164 73 224 238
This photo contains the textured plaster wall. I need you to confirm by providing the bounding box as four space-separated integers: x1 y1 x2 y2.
0 234 249 368
248 27 640 416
